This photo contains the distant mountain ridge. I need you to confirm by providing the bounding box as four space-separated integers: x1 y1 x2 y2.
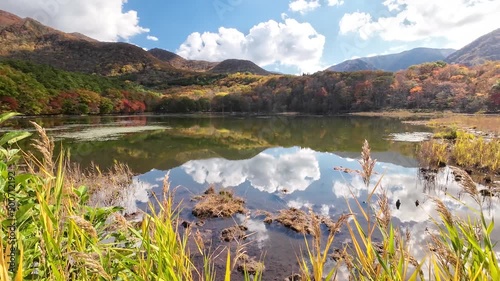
0 9 499 78
0 10 174 76
208 59 271 75
327 47 456 72
148 48 218 72
446 28 500 66
0 9 272 76
328 28 500 72
327 58 378 72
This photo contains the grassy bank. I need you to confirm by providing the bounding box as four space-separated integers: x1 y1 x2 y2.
1 112 499 280
419 130 500 173
351 110 500 137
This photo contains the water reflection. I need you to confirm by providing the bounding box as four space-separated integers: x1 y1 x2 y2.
10 115 429 173
182 147 320 193
132 146 500 277
8 115 498 279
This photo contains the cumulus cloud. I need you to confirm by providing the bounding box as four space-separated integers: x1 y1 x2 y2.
182 148 320 193
0 0 149 41
146 35 159 41
289 0 321 14
339 11 373 40
327 0 345 6
338 0 500 48
177 18 325 73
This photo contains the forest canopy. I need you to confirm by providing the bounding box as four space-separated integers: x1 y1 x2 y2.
1 60 499 115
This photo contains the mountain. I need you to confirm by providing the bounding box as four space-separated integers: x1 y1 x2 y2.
0 10 179 76
446 28 500 66
327 47 456 72
0 9 22 28
148 48 218 72
0 9 272 77
149 49 272 75
208 59 271 75
328 58 377 72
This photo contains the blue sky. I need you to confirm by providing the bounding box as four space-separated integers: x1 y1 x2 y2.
1 0 499 74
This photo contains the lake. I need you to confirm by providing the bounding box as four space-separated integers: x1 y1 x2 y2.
6 114 499 280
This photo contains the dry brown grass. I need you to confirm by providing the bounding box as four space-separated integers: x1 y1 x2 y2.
64 162 134 208
349 110 448 119
192 187 246 218
428 114 500 136
274 208 312 234
221 225 248 242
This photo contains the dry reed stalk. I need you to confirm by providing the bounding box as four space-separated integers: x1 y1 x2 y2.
68 216 98 239
376 191 391 230
332 214 351 234
29 121 54 174
359 139 376 187
450 166 479 203
432 198 454 227
67 252 111 280
105 213 130 232
428 232 458 268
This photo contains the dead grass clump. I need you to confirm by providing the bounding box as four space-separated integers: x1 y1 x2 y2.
236 254 265 276
221 225 248 242
275 208 312 234
192 187 245 218
65 162 134 208
255 210 274 224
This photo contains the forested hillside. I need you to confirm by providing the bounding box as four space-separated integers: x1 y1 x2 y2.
155 61 500 114
2 59 498 115
0 60 161 115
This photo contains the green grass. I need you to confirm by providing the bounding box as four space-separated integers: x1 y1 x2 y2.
420 130 500 171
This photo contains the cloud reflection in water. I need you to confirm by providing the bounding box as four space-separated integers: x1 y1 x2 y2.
180 147 499 234
182 147 320 193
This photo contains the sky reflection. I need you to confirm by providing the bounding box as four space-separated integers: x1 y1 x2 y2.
182 147 320 193
130 146 500 270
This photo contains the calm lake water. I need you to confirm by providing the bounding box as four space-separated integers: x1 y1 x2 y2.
6 115 499 280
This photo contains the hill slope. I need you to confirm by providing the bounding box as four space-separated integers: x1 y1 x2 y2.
0 10 176 76
208 59 271 75
327 47 455 72
446 28 500 65
328 58 377 72
148 48 217 72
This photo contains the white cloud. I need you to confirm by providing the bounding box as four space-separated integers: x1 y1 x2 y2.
327 0 345 6
338 0 500 48
289 0 321 14
0 0 149 41
338 12 373 40
287 199 313 209
182 148 320 193
177 18 326 74
146 35 159 41
236 214 269 249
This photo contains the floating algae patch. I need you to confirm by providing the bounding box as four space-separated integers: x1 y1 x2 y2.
56 126 168 141
192 186 245 218
388 132 433 142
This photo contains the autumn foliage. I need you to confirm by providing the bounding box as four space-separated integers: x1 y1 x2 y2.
1 59 499 115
